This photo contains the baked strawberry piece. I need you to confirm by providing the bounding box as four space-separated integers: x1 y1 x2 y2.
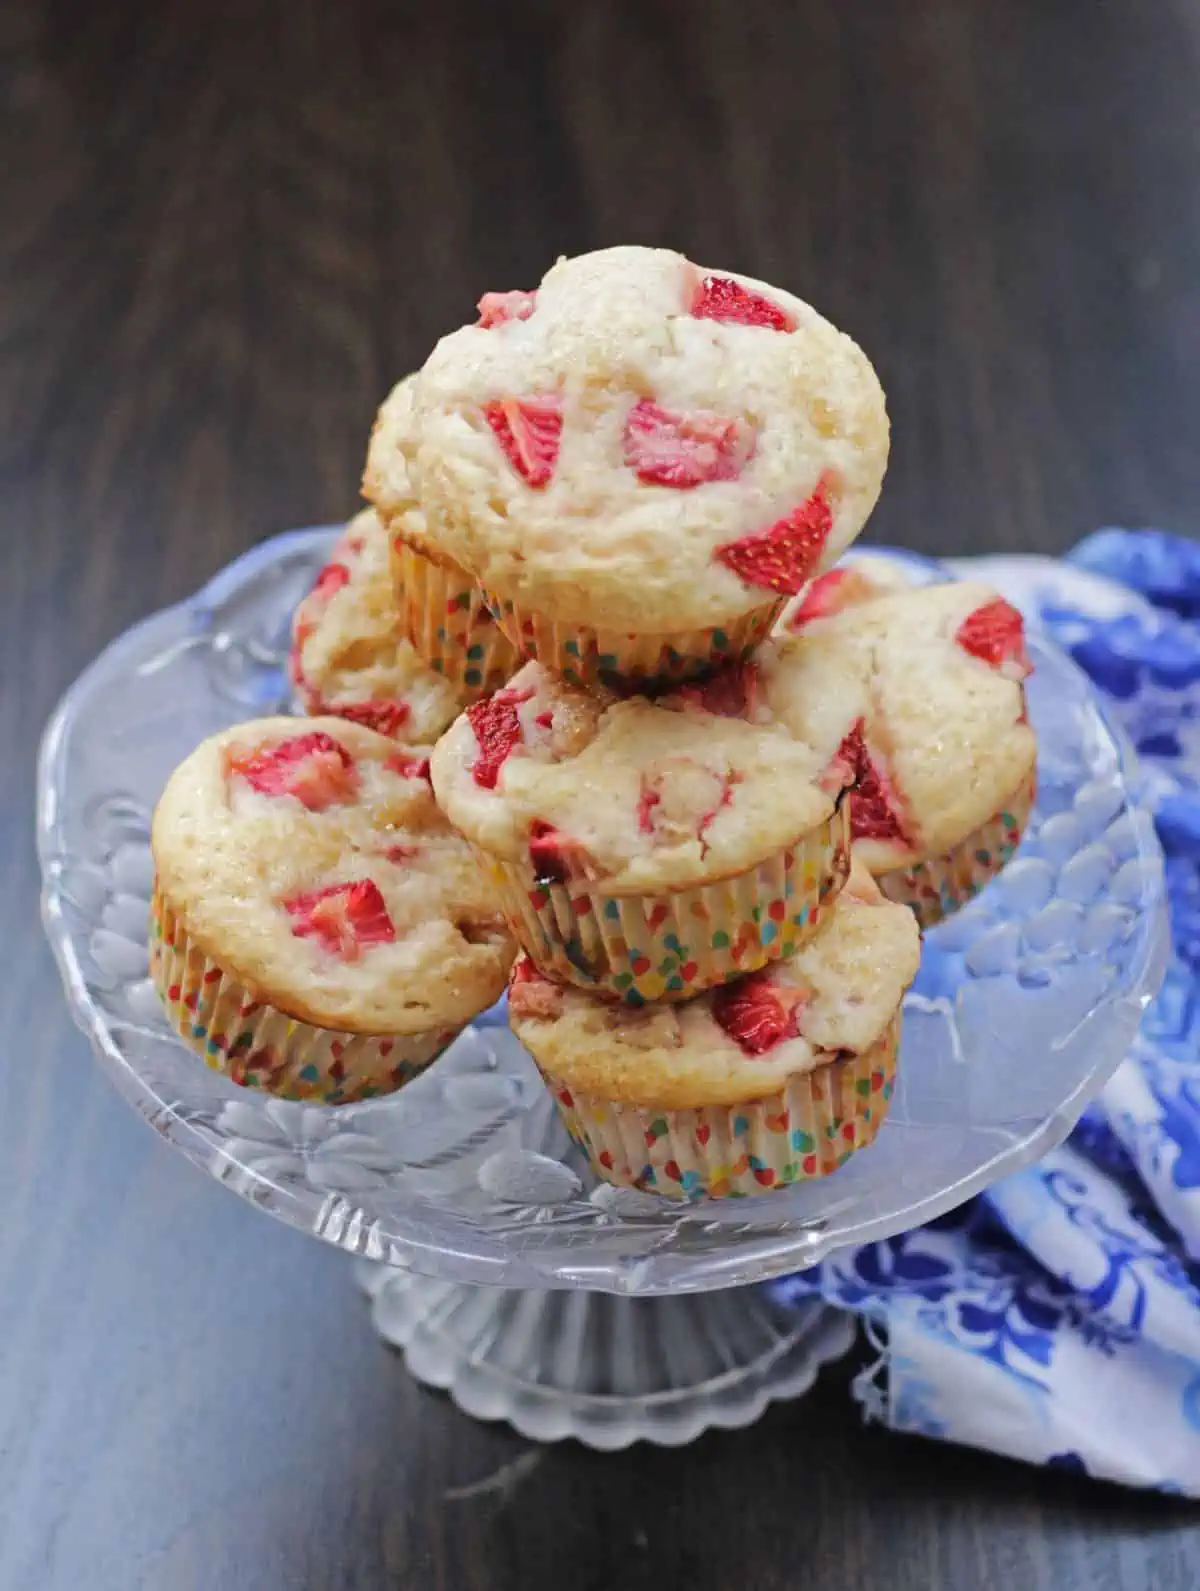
466 686 537 789
623 400 755 488
284 880 396 960
484 396 563 487
385 750 432 783
715 478 835 597
226 731 358 811
828 721 911 845
477 289 537 327
777 552 917 633
668 659 761 720
710 969 807 1056
528 820 597 885
689 273 797 332
955 597 1033 681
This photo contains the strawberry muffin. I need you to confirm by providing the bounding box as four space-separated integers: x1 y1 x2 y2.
510 863 920 1198
364 376 519 697
150 717 513 1103
776 551 917 635
290 509 464 740
760 580 1037 926
399 246 889 689
429 661 851 1004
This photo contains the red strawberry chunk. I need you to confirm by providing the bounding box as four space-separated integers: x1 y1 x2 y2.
711 970 806 1056
385 750 432 783
466 686 535 788
956 598 1033 681
227 732 358 811
636 776 660 835
787 568 855 628
697 771 738 853
484 395 563 487
477 289 537 328
310 561 351 604
284 880 395 961
623 399 755 489
715 478 834 596
336 699 411 738
383 843 419 864
674 660 760 719
529 820 595 884
509 956 564 1020
690 274 796 333
833 719 911 844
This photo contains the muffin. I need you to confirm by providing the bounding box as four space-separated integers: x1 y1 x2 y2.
776 551 917 634
760 580 1037 925
364 376 519 697
149 717 513 1103
290 508 464 740
429 660 851 1004
396 246 889 689
510 863 921 1198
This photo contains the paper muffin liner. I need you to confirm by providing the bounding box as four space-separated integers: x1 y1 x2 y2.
545 1016 900 1200
480 587 784 692
474 801 850 1005
876 766 1037 929
391 533 517 700
149 887 453 1105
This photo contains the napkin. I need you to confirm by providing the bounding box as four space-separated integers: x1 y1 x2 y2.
773 530 1200 1495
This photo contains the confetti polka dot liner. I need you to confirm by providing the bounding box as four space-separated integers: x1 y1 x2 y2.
548 1015 900 1200
475 801 851 1005
877 767 1036 928
149 888 452 1104
480 585 783 693
391 532 518 700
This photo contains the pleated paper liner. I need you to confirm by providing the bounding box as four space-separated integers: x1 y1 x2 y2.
149 888 453 1104
480 586 784 692
547 1016 900 1200
391 532 518 700
475 801 851 1005
877 766 1037 929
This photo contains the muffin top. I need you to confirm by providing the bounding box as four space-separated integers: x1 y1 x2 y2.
386 246 888 633
429 660 839 894
759 580 1036 870
509 864 920 1108
290 509 463 742
152 717 513 1034
775 551 918 634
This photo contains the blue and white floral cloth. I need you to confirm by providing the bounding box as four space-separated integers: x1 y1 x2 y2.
774 530 1200 1495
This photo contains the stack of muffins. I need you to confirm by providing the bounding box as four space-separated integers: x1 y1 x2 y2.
148 246 1037 1198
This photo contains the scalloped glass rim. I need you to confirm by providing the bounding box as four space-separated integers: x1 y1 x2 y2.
36 529 1171 1294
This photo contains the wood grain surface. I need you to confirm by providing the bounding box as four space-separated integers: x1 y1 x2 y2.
4 0 1200 1585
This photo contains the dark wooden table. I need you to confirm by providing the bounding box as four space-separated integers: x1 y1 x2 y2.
4 0 1200 1585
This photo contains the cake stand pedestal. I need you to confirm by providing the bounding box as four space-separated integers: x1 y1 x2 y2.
37 528 1169 1449
357 1266 853 1447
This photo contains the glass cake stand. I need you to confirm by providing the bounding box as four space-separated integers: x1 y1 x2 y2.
37 528 1169 1449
